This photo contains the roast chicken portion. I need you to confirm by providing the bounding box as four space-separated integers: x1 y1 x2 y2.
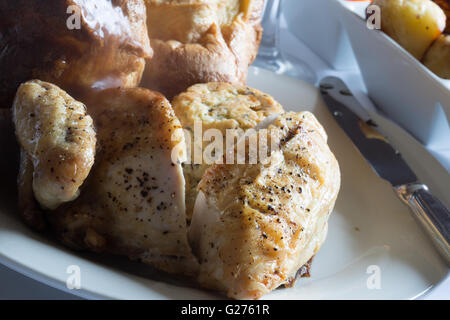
13 80 198 275
48 87 198 275
172 82 284 221
13 80 97 230
433 0 450 33
4 0 343 299
189 111 340 299
11 79 341 297
0 0 152 108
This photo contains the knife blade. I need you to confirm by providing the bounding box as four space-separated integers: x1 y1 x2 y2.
320 76 450 265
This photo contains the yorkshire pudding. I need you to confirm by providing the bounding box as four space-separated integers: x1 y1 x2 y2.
141 0 264 99
0 0 152 108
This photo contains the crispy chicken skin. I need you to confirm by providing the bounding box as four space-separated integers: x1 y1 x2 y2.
13 80 96 211
189 112 340 299
0 0 152 107
142 0 264 99
49 87 198 275
172 82 284 221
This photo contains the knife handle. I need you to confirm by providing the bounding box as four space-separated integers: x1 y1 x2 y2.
396 183 450 265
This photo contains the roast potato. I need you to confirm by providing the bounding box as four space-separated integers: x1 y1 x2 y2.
423 35 450 78
372 0 447 60
13 80 97 211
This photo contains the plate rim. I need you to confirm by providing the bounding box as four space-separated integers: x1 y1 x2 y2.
0 68 448 300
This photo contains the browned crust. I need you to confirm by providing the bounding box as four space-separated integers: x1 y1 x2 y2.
285 257 314 288
142 0 264 99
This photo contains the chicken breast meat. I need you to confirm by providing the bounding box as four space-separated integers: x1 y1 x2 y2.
172 82 284 221
13 80 97 217
49 87 198 275
189 111 340 299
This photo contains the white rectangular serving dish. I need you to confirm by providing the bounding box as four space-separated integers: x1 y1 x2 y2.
282 0 358 71
337 0 450 150
284 0 450 167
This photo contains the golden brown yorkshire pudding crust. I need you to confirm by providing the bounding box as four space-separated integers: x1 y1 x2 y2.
0 0 152 108
142 0 264 99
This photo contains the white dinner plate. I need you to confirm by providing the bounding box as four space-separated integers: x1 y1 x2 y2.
0 68 448 300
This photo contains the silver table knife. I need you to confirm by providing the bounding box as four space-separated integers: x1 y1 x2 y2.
320 76 450 265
